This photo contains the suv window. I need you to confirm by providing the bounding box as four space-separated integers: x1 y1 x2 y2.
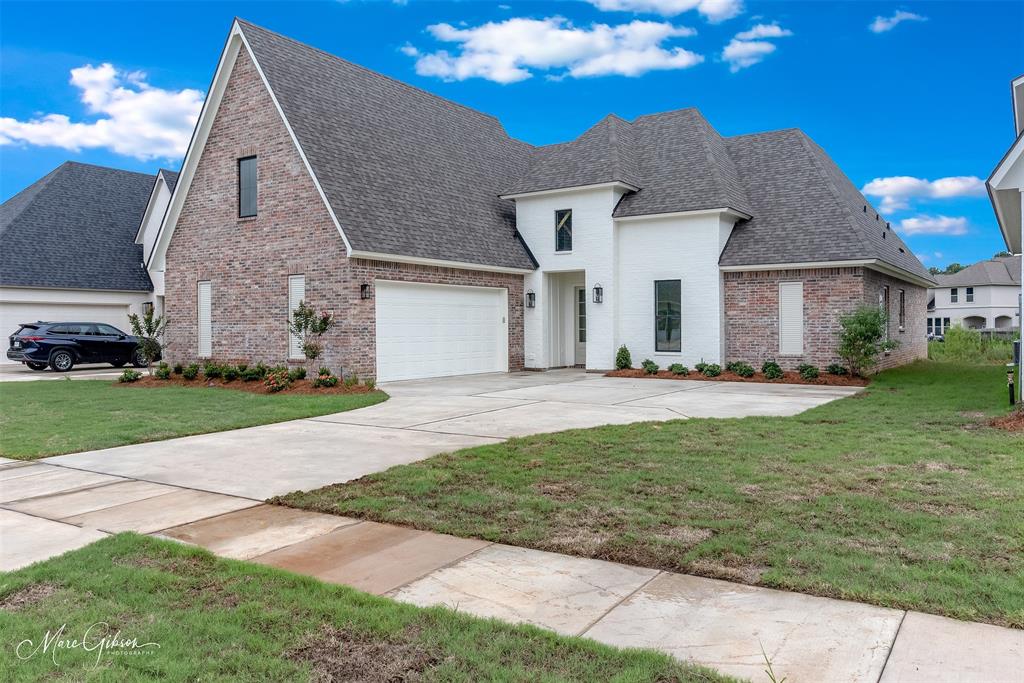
95 324 123 336
49 324 83 335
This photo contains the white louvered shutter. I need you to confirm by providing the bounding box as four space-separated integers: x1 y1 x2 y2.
197 281 212 358
778 282 804 355
288 275 305 359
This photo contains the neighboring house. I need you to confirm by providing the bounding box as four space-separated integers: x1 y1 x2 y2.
927 256 1021 334
0 162 171 362
151 20 932 382
987 72 1024 396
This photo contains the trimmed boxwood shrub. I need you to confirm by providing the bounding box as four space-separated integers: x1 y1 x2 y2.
641 359 659 374
119 369 142 383
155 362 171 380
182 363 199 380
288 367 307 381
730 362 755 378
172 363 183 375
761 360 783 380
203 362 222 379
668 363 689 376
700 363 722 377
222 366 239 382
798 364 820 380
615 345 632 370
826 363 848 376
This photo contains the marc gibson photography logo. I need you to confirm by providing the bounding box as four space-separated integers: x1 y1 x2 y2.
16 622 160 667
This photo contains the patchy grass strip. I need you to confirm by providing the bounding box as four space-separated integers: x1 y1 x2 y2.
0 534 727 682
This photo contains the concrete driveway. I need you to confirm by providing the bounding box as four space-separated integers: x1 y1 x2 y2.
0 362 124 381
41 370 859 499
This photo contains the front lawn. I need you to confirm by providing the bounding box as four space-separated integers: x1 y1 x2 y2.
275 362 1024 627
0 534 723 682
0 380 387 460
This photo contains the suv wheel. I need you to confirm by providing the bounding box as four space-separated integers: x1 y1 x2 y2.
26 362 48 371
49 350 75 372
131 348 147 368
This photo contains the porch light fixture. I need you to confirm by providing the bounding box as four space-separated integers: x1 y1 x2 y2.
526 290 536 308
360 283 371 300
592 283 604 304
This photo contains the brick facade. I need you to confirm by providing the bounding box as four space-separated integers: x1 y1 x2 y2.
724 266 927 372
163 49 523 379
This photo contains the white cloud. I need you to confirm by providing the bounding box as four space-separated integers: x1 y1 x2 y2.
0 63 202 161
915 251 945 263
861 175 985 213
869 10 926 33
587 0 743 22
898 215 969 236
721 21 791 71
408 17 703 83
734 22 792 40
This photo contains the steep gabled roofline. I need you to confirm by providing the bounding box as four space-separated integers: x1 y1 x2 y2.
148 19 354 271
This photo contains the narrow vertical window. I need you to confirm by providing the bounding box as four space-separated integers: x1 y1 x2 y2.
197 281 212 358
778 282 804 355
927 318 933 335
898 289 906 329
654 280 681 352
965 287 974 303
555 209 572 252
881 286 891 341
238 156 257 218
950 287 958 303
288 275 305 359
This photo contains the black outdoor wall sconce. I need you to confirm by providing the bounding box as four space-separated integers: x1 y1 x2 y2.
592 283 603 304
360 283 371 300
526 290 536 308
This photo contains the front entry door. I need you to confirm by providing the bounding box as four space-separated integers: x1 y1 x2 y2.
574 287 586 366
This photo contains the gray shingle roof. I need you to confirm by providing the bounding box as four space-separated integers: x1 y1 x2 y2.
934 255 1021 287
0 162 155 291
237 20 536 270
719 130 933 281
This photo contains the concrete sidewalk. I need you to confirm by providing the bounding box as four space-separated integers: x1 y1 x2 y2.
1 459 1020 682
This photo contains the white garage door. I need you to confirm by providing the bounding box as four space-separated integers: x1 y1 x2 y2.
1 302 131 363
375 281 508 382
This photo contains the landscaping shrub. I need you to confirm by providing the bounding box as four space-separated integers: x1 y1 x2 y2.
694 360 708 374
236 363 248 373
641 359 659 374
288 301 335 363
837 305 898 376
263 368 291 393
826 363 848 376
172 363 183 375
154 363 171 380
241 367 263 382
762 360 783 380
730 361 755 378
222 366 239 382
118 369 142 383
203 362 222 379
344 373 359 388
798 364 819 380
312 374 339 388
668 363 689 376
127 308 165 376
615 345 633 370
288 367 307 381
700 363 721 377
318 366 332 377
182 363 199 380
365 378 376 390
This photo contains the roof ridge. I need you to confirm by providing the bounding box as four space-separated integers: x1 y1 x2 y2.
631 106 700 122
0 163 69 238
235 18 528 145
60 160 157 178
692 112 732 208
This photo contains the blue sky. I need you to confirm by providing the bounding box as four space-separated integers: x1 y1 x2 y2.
1 1 1020 268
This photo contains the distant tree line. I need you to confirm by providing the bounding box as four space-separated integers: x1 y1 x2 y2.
927 250 1013 275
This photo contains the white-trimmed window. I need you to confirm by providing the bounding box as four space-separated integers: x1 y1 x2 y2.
288 275 305 359
950 287 958 303
898 289 906 330
778 281 803 355
197 281 212 358
966 287 974 303
555 209 572 252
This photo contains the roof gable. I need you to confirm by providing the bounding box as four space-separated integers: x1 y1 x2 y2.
934 256 1021 287
0 162 154 291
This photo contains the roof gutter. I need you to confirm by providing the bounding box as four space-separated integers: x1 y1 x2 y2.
348 250 535 275
499 181 640 201
719 259 936 288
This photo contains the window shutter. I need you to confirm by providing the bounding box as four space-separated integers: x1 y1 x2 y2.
288 275 305 359
778 282 803 355
197 281 212 358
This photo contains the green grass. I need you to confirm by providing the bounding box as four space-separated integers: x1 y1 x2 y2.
0 380 387 460
275 362 1024 627
0 534 725 682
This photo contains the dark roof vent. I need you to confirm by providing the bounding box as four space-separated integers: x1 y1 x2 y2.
863 205 867 212
882 231 887 239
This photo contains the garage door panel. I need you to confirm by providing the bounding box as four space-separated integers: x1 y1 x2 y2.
375 281 507 382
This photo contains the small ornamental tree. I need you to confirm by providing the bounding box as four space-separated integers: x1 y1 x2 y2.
837 305 899 377
127 308 166 376
288 301 335 368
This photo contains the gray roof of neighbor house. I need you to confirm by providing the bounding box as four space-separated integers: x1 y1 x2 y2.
234 20 930 282
0 162 155 291
934 255 1021 287
238 20 536 270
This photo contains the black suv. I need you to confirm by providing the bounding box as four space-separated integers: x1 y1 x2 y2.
6 322 154 372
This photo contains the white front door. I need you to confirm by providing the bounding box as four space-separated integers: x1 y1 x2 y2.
574 286 586 366
375 280 508 382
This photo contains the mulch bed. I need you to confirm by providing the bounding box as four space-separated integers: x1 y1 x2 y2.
115 375 376 395
990 408 1024 432
606 368 869 387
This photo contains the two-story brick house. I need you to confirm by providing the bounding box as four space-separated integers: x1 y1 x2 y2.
149 19 932 381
